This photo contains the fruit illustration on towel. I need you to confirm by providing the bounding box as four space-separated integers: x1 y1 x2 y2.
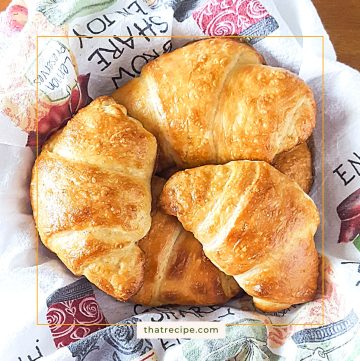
27 73 92 146
7 3 28 32
337 188 360 246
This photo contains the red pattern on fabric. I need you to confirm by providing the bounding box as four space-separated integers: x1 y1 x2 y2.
7 5 28 32
47 295 107 348
193 0 270 36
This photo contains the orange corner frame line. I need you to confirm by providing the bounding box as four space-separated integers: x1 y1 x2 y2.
35 35 325 327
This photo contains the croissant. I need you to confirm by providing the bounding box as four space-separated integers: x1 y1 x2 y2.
160 142 314 195
131 177 240 306
30 96 157 301
160 161 320 312
273 143 313 193
112 38 316 171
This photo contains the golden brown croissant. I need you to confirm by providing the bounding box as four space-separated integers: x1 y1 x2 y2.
273 143 313 193
30 96 157 301
160 161 320 312
158 143 314 195
131 177 240 306
112 38 315 171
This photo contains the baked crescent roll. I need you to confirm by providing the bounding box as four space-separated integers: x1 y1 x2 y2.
160 161 320 312
112 38 315 171
159 143 314 195
131 177 240 306
273 143 313 193
30 96 157 301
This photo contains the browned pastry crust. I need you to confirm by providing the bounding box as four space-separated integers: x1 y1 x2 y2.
30 96 157 301
131 177 240 306
273 143 313 193
112 37 316 171
160 161 320 312
161 143 314 194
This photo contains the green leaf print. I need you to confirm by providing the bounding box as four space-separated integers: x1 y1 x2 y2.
353 234 360 252
179 318 281 361
37 0 117 26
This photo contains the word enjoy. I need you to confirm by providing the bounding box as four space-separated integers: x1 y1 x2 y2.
333 152 360 186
